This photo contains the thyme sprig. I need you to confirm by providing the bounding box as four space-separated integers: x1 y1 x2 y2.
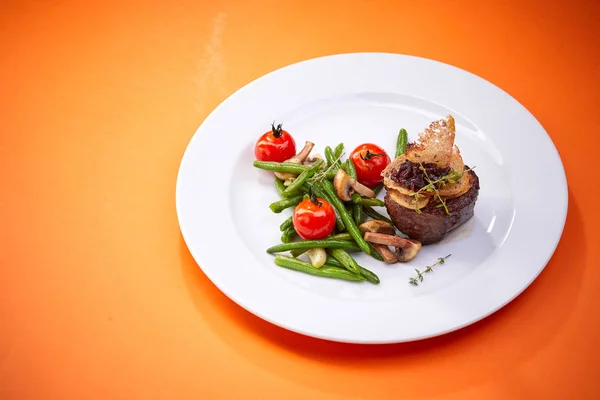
310 152 345 183
409 164 474 215
409 254 451 286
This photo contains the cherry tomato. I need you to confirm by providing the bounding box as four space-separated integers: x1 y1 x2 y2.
292 196 336 240
254 123 296 162
349 143 391 188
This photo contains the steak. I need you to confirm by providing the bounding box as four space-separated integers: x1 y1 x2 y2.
384 168 480 245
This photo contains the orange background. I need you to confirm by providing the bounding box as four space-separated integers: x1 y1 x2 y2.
1 1 599 399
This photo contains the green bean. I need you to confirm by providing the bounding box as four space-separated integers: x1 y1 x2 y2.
326 255 379 283
281 226 296 243
363 205 393 225
322 264 368 282
329 248 361 275
274 256 365 282
281 159 323 197
267 239 359 254
290 248 307 258
333 143 345 159
284 219 380 259
269 195 303 213
373 183 384 196
367 244 384 262
395 128 408 158
290 242 361 257
289 232 359 256
351 193 363 225
320 180 371 255
353 197 385 207
292 232 382 261
275 178 286 196
324 146 337 167
329 232 352 241
340 160 351 178
325 170 338 180
345 159 358 180
279 216 293 232
352 203 363 226
306 182 345 232
253 161 337 180
358 265 380 284
282 183 309 198
330 236 384 261
254 160 308 174
345 205 353 218
325 256 344 268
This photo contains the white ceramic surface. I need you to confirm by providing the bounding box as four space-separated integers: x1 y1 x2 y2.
176 53 568 344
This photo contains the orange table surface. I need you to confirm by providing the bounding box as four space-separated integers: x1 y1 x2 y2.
2 1 599 399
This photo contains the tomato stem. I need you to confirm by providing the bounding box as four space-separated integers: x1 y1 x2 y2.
360 150 385 161
309 192 323 207
271 122 284 138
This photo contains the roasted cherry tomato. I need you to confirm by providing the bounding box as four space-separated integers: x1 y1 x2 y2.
349 143 391 188
292 196 336 240
254 123 296 162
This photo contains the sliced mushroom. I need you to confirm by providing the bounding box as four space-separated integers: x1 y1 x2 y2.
373 243 397 264
274 141 315 180
333 168 376 201
333 168 352 200
363 232 422 262
358 220 395 235
358 220 397 263
302 153 323 167
394 242 422 263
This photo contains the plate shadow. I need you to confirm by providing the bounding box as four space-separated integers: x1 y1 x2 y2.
179 190 583 399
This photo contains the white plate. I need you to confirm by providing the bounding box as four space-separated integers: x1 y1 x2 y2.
176 53 567 344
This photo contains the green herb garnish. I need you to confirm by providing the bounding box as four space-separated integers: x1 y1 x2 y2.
310 152 345 183
409 254 451 286
409 165 474 215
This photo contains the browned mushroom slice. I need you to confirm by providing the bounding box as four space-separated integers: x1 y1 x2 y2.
358 220 397 263
302 154 323 167
363 232 422 262
333 168 354 201
394 244 422 263
373 244 398 264
274 141 315 180
351 180 376 198
358 220 395 235
333 168 376 201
